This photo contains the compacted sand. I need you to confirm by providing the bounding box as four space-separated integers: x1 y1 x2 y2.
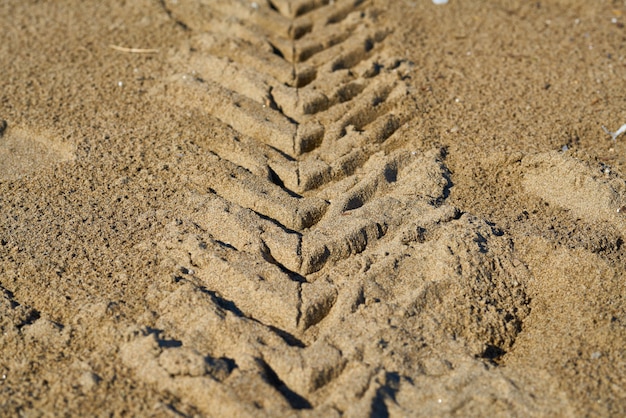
1 0 625 416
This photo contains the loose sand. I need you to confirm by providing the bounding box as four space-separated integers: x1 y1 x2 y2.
1 0 625 416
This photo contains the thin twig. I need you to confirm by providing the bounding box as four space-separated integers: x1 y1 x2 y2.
602 124 626 141
108 44 159 54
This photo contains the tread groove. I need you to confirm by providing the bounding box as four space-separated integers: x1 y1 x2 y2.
126 4 479 412
155 0 439 311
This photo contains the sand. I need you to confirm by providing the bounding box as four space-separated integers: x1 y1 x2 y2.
1 0 625 416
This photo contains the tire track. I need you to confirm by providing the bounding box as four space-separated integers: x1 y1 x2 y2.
162 0 428 274
154 0 451 341
130 1 470 412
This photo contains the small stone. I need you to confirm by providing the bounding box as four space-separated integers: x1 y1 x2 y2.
79 371 100 391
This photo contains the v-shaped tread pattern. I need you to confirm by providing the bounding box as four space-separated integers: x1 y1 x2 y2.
153 0 456 330
123 1 492 414
162 0 428 268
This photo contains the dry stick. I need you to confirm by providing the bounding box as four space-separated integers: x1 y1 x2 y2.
603 123 626 141
108 44 159 54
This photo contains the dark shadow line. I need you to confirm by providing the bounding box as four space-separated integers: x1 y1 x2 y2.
258 358 312 410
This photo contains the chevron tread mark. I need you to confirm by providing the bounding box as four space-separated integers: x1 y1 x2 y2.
119 275 350 415
142 1 457 406
153 0 440 315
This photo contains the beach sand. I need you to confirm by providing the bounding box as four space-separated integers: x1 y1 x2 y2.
0 0 625 416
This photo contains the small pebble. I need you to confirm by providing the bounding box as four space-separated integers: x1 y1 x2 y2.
79 372 100 391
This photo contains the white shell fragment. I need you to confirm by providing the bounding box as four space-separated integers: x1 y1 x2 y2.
602 123 626 141
433 0 449 4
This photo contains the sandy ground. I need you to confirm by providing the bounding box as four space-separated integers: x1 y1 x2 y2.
1 0 625 416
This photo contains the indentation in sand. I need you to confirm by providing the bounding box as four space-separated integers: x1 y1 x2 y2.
0 125 74 181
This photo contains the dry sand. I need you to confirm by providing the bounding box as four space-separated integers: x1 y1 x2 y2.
1 0 625 416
